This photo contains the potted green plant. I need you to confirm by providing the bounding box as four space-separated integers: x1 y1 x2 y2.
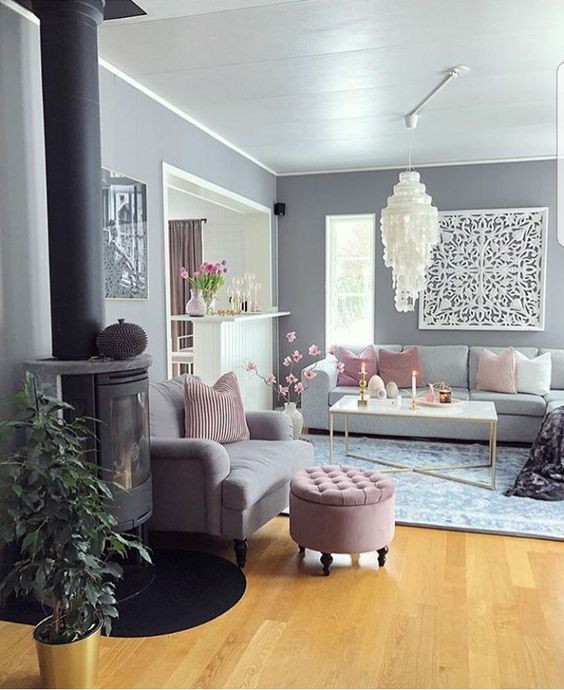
0 375 150 689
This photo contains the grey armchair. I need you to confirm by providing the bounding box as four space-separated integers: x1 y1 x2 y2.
149 375 314 567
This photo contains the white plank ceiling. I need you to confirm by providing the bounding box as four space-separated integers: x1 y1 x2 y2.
99 0 564 173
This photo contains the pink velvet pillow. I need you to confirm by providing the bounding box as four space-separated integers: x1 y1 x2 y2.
378 347 425 388
476 347 517 394
336 346 377 386
184 371 250 444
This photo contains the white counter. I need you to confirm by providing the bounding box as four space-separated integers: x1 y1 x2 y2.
173 310 290 410
171 310 290 323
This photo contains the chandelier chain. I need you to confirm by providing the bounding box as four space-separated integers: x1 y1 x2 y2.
408 128 414 172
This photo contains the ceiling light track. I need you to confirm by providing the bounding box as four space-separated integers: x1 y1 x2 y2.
405 65 470 129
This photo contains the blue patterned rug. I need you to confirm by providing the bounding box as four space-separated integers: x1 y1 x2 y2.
304 434 563 541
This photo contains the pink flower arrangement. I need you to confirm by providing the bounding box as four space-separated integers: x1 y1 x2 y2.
246 331 324 404
180 259 228 311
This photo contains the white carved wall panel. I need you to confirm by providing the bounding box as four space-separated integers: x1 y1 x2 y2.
419 208 548 331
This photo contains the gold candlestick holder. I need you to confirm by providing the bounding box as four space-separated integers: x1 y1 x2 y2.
411 396 417 411
358 369 368 407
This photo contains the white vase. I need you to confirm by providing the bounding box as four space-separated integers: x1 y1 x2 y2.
284 402 304 440
186 289 206 317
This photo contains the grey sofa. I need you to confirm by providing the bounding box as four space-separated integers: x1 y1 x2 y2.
149 375 313 566
301 345 564 443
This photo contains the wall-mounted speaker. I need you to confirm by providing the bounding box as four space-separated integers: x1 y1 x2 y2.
274 202 286 216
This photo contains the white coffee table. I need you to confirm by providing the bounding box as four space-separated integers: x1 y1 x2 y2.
329 396 498 490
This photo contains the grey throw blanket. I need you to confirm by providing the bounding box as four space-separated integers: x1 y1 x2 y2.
506 406 564 501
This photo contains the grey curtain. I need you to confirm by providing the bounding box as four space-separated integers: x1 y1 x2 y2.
169 219 203 350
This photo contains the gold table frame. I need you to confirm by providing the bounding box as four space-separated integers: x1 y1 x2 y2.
329 398 498 491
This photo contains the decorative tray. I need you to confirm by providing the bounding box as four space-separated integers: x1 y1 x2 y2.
415 397 465 408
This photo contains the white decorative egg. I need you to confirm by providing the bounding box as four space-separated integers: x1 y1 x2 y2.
368 375 386 399
386 381 399 399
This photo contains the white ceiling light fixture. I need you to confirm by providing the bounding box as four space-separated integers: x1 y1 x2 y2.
381 66 470 313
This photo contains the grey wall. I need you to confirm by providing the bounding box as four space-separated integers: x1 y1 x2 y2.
277 160 564 360
0 0 277 400
0 2 51 403
99 68 277 381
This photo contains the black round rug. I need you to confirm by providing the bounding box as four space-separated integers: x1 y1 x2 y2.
0 550 246 637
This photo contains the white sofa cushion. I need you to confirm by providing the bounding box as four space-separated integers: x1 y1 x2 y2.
515 351 552 395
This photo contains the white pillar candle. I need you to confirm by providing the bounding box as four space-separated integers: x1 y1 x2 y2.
412 370 417 400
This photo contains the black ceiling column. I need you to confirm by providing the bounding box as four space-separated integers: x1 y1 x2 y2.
32 0 106 360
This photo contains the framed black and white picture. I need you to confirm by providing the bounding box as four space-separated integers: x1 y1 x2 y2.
102 168 148 300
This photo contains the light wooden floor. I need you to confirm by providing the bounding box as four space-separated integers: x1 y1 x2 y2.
1 519 563 689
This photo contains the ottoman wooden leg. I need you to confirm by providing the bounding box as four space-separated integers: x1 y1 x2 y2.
377 546 389 567
298 545 306 556
320 552 333 576
234 539 248 568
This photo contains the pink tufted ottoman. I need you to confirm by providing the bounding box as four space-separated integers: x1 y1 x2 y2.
289 465 395 576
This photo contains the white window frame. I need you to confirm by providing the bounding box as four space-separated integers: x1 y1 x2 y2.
325 213 376 348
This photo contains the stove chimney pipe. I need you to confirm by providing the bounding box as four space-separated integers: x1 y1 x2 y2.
32 0 106 360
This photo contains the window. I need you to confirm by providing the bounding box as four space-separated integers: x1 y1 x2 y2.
326 214 375 347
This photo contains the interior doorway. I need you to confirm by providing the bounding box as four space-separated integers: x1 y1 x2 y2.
162 163 273 379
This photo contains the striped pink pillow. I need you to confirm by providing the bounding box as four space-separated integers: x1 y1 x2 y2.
184 372 250 444
378 347 425 388
476 348 517 393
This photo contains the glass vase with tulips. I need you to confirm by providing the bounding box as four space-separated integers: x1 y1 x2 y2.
180 260 228 314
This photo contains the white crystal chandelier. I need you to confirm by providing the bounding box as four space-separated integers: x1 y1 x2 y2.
380 66 469 313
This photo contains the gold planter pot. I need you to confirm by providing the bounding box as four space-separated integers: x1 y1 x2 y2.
34 616 102 689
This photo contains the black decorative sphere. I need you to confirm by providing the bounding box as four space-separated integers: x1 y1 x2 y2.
96 319 148 360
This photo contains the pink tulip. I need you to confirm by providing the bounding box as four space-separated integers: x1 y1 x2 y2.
286 374 297 384
265 374 276 385
292 350 303 363
200 263 206 272
304 369 317 380
286 331 297 343
294 382 305 394
282 356 293 367
193 271 200 278
328 345 337 355
179 267 189 280
246 361 257 372
278 385 289 398
308 344 321 357
336 362 345 373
